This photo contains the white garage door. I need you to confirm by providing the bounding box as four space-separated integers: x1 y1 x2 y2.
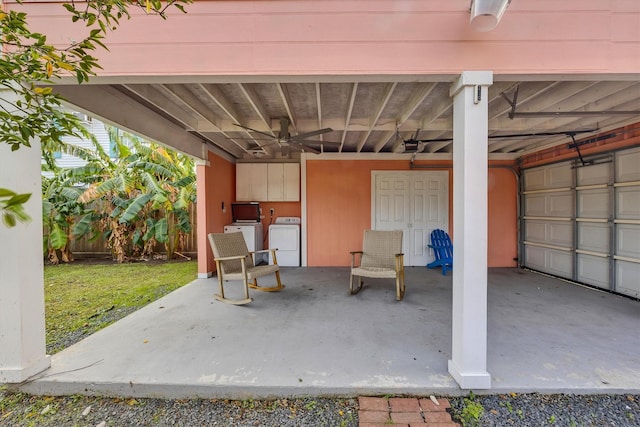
522 146 640 298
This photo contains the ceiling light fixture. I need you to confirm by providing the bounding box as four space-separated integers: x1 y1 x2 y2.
470 0 511 32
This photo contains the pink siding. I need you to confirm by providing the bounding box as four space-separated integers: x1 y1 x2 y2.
8 0 639 78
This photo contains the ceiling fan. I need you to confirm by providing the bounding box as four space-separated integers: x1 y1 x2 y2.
233 118 338 155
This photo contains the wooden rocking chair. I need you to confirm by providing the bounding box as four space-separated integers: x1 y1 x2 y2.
208 232 284 305
349 229 405 301
426 229 453 275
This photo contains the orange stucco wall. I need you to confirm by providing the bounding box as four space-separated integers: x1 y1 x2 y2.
197 151 235 275
197 127 640 274
306 160 518 267
307 160 517 267
488 166 519 267
197 153 302 274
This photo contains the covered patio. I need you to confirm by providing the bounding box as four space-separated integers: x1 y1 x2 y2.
18 268 640 399
1 0 638 393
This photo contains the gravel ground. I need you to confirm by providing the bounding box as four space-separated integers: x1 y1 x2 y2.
0 394 358 427
449 393 640 426
1 391 639 426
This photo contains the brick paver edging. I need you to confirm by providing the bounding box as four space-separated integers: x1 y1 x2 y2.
358 396 459 427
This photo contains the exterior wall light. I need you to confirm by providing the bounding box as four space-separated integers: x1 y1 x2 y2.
470 0 511 32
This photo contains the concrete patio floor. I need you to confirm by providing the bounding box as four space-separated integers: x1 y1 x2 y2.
19 267 640 399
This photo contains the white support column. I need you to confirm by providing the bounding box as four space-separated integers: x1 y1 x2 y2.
0 110 51 382
448 71 493 390
300 153 308 266
195 156 213 279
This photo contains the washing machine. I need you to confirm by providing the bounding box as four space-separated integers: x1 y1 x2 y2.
269 217 301 266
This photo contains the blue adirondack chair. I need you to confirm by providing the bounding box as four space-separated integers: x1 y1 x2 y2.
426 229 453 275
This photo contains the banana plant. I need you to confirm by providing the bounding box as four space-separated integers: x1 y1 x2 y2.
78 126 195 262
42 172 90 264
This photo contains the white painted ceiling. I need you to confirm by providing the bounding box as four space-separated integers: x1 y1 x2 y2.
63 78 640 160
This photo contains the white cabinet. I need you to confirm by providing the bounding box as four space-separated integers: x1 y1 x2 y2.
236 163 268 201
267 163 300 201
236 163 300 202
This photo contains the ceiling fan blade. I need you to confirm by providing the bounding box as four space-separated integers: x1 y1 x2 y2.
289 128 333 140
287 142 320 154
297 139 340 145
248 141 279 150
232 123 275 139
297 145 320 154
230 136 278 140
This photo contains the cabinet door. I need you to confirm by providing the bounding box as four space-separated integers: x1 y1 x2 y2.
283 163 300 201
236 163 252 201
267 163 284 201
250 164 268 201
236 164 268 201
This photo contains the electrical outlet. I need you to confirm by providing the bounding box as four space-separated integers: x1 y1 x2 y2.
270 208 275 216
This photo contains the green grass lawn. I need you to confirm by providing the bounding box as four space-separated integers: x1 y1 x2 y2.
44 260 197 354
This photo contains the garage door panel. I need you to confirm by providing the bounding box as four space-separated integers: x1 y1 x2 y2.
577 162 610 186
616 186 640 220
548 193 573 217
547 249 573 278
524 195 547 216
548 222 573 247
617 223 640 259
524 221 546 243
547 163 573 188
523 147 639 297
525 221 572 246
578 222 609 253
577 189 610 218
616 146 640 182
524 246 546 271
524 162 572 191
616 260 640 298
577 254 610 290
523 168 546 191
524 245 572 278
525 192 573 217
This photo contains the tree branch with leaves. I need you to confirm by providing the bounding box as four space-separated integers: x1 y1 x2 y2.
0 0 191 227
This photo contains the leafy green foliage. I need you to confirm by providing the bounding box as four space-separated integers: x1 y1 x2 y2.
0 188 31 227
457 392 485 427
42 168 95 264
66 126 197 262
0 0 191 227
40 122 195 263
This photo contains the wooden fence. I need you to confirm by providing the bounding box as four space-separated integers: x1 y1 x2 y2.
68 204 198 256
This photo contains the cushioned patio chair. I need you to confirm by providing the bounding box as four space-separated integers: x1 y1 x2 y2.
426 228 453 275
349 229 405 301
208 232 284 305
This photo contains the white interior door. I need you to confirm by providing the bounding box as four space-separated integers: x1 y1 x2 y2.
372 171 449 266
